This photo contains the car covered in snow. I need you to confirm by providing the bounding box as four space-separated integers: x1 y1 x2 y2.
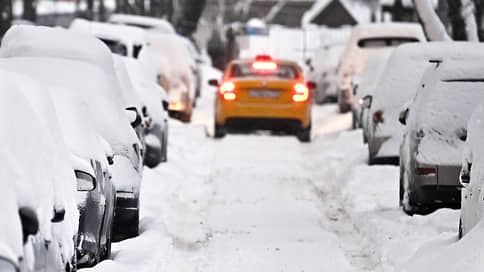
147 32 198 122
0 70 78 271
367 42 484 165
337 23 425 113
209 55 315 142
459 104 484 238
353 49 392 132
108 13 175 34
0 25 143 240
123 56 170 167
70 18 147 59
399 60 484 214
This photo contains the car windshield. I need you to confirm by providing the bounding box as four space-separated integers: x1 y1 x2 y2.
357 37 419 48
230 63 299 79
99 38 127 56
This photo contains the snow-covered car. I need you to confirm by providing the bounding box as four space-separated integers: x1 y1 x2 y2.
337 23 425 113
0 70 78 271
399 60 484 214
70 18 148 58
123 56 170 167
43 85 116 267
367 42 484 165
182 36 203 98
459 104 484 238
108 13 175 34
353 49 392 132
147 32 197 122
0 25 143 240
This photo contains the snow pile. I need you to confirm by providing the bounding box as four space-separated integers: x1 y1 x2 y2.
305 128 459 271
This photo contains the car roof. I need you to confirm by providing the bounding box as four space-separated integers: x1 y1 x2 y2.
109 14 175 34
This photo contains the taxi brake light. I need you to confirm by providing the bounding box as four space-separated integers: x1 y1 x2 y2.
293 83 309 102
252 61 278 71
219 82 236 101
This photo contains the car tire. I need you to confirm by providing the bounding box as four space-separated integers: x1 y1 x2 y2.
180 107 192 123
214 124 226 139
161 129 168 163
297 125 311 143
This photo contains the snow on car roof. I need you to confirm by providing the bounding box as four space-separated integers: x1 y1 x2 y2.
146 32 194 79
355 49 393 98
109 13 175 34
0 57 139 159
373 42 484 115
70 18 147 48
349 23 426 40
0 25 115 74
112 54 144 111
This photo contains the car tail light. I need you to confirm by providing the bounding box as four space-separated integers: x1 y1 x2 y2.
373 110 384 124
252 61 278 71
219 82 236 101
293 83 309 102
416 167 436 175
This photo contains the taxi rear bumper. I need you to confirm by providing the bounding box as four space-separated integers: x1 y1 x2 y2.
216 99 311 129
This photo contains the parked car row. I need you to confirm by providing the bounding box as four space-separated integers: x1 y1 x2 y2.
351 29 484 239
0 12 201 271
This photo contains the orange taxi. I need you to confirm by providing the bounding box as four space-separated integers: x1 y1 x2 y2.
209 55 315 142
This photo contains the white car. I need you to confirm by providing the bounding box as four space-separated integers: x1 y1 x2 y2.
399 60 484 214
108 13 175 34
367 42 484 165
146 32 197 122
0 25 143 240
337 23 425 113
70 18 148 59
0 70 78 271
460 104 484 237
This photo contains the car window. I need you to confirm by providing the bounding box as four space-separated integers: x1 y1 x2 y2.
230 63 299 79
357 37 419 48
99 38 128 57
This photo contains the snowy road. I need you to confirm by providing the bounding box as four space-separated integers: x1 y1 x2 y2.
84 66 461 272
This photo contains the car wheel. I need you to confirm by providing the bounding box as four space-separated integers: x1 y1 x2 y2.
399 164 404 206
402 171 419 215
214 124 226 139
180 106 192 123
297 125 311 143
161 130 168 163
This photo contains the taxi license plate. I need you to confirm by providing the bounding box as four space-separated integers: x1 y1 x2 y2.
249 90 280 98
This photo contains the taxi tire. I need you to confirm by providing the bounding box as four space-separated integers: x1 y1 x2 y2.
214 124 226 138
297 125 311 143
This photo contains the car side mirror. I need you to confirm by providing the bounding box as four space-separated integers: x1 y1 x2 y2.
307 81 317 90
460 163 472 186
19 207 39 244
208 79 219 87
362 95 372 109
51 207 65 223
75 170 96 192
399 108 409 125
125 107 142 128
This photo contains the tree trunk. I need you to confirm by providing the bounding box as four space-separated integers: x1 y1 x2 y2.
22 0 37 22
447 0 478 41
99 0 107 21
0 0 12 36
150 0 162 17
393 0 405 21
475 0 483 40
413 0 451 41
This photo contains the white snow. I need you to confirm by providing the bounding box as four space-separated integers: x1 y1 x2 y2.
79 64 462 272
109 14 175 34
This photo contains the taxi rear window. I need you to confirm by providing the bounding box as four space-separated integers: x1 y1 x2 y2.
229 63 299 79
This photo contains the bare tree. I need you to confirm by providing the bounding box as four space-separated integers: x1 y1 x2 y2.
22 0 36 22
0 0 13 36
447 0 479 40
414 0 451 40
